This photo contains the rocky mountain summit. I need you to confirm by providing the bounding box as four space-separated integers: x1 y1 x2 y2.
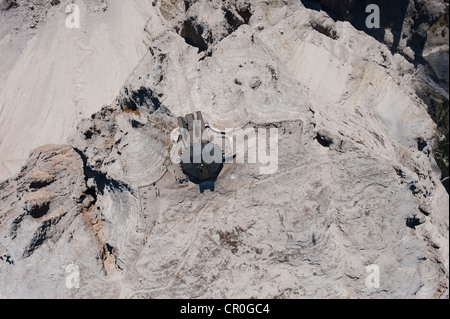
0 0 448 298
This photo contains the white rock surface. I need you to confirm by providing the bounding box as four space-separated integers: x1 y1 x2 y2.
0 0 159 181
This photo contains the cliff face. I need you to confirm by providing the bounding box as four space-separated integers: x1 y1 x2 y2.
302 0 446 58
0 0 448 298
0 0 158 181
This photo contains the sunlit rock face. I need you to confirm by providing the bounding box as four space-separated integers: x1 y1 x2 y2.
0 0 448 299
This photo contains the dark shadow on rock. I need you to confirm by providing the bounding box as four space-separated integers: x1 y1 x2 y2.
73 148 135 198
181 143 224 193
